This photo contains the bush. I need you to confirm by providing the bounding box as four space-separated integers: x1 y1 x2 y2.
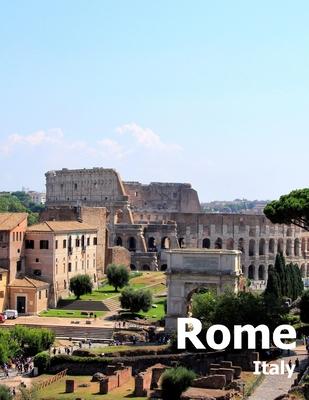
33 352 51 374
69 274 93 299
120 287 153 313
161 367 196 400
0 385 12 400
106 264 129 292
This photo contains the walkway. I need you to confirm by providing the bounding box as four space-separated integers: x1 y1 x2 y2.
249 346 308 400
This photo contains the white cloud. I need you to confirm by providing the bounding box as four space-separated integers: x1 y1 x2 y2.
97 138 126 159
116 122 182 152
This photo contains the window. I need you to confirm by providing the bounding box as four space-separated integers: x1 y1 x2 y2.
39 291 41 300
64 280 67 289
34 269 41 276
40 240 49 250
76 238 80 247
0 234 3 242
17 261 21 272
13 232 15 241
25 240 34 249
87 237 90 246
19 232 22 241
45 289 48 298
63 239 67 249
93 237 97 245
55 240 58 249
0 274 2 281
36 258 39 263
0 291 4 298
68 262 72 272
74 183 77 190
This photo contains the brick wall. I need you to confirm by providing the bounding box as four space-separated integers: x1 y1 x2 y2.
106 246 131 269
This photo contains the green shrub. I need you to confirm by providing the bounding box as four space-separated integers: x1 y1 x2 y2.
120 287 152 313
33 352 51 374
0 385 12 400
106 264 129 292
161 367 196 400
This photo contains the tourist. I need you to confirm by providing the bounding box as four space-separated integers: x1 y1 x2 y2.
295 358 300 370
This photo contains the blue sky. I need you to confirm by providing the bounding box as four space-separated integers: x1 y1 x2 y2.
1 1 309 201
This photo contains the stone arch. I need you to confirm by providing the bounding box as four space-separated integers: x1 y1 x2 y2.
238 238 245 253
294 238 300 256
248 265 255 280
148 237 156 251
301 238 306 254
277 238 284 253
226 238 234 250
259 239 265 256
286 238 292 256
161 237 171 250
161 264 167 271
115 236 123 246
269 238 275 254
142 264 150 271
215 237 223 249
286 227 292 236
130 264 136 271
186 286 212 316
178 237 185 248
128 237 136 252
258 265 265 280
202 238 210 249
249 239 255 256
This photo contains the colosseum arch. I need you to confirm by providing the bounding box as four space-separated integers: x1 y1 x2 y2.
269 238 275 254
238 238 245 253
294 238 300 256
301 238 306 254
115 236 123 246
248 264 255 280
286 239 292 256
286 227 292 236
277 238 284 253
215 237 223 249
258 265 266 280
161 237 171 250
142 264 150 271
259 239 265 256
249 239 255 256
226 238 234 250
160 264 167 271
148 237 156 251
128 237 136 252
202 238 211 249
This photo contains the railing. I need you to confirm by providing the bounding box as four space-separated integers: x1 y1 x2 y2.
35 369 68 391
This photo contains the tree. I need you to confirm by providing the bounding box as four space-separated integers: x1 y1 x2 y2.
69 274 93 299
120 287 153 313
264 189 309 231
0 385 12 400
106 264 129 292
33 352 51 374
264 266 281 298
191 291 217 328
299 291 309 323
161 367 196 400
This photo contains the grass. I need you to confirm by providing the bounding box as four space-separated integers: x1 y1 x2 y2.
37 375 144 400
39 310 105 318
119 297 166 321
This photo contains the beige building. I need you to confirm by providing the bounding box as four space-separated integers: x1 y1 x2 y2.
25 221 99 307
0 268 8 312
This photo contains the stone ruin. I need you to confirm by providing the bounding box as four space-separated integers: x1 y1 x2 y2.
98 363 132 394
134 363 169 397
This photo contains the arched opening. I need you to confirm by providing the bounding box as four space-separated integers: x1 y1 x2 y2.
202 238 210 249
186 287 210 316
277 238 284 254
301 238 306 254
130 264 136 271
128 237 136 252
142 264 150 271
148 237 157 251
269 238 275 254
161 237 171 249
226 238 234 250
215 237 222 249
286 227 292 236
238 238 245 253
115 236 123 246
248 265 255 280
301 264 306 278
286 239 292 256
249 239 255 256
259 239 265 255
161 264 167 271
258 265 265 280
178 238 185 248
68 235 72 249
294 238 300 256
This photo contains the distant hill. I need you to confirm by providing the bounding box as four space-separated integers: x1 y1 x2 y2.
0 191 44 225
200 199 270 214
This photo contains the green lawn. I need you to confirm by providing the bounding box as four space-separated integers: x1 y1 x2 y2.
119 297 166 321
39 310 105 318
37 375 144 400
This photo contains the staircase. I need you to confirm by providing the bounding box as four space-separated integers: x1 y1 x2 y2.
103 297 121 312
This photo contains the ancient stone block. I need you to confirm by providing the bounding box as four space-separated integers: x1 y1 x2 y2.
193 374 226 389
65 380 75 393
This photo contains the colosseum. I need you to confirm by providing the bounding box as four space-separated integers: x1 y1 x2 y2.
45 167 309 289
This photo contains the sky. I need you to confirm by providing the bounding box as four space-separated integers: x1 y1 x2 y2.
0 1 309 201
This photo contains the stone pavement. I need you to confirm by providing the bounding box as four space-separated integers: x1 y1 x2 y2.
249 346 308 400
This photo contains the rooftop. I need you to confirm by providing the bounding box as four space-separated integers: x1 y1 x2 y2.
9 276 49 289
27 220 97 233
0 213 28 231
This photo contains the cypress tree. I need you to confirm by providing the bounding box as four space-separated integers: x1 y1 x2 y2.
265 266 280 298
